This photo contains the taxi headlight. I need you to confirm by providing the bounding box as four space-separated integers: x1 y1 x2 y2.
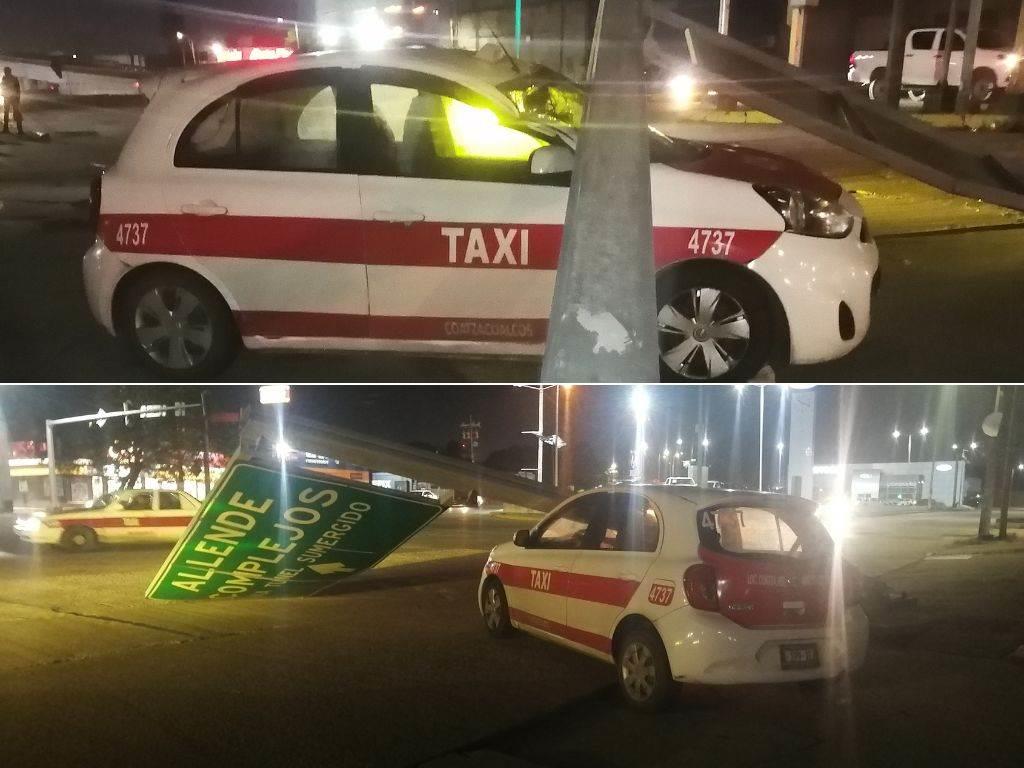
754 185 853 239
17 516 41 533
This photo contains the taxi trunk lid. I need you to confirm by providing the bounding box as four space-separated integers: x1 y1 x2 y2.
693 498 844 629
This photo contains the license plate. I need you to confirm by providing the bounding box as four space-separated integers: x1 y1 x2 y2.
780 643 820 670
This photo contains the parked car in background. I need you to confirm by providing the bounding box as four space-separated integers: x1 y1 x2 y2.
664 476 697 486
479 486 868 710
13 489 201 551
849 27 1018 105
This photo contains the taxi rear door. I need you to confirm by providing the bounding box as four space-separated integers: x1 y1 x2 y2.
160 67 370 340
346 67 570 350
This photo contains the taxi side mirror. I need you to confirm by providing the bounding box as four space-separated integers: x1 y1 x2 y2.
530 145 573 176
513 529 532 547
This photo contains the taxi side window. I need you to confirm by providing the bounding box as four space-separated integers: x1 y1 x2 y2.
123 492 152 511
596 494 660 552
534 498 599 549
361 79 555 184
177 74 340 173
158 492 182 510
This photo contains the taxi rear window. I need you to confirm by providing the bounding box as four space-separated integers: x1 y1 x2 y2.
697 505 831 558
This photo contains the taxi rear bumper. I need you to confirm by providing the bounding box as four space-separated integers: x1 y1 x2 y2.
656 604 869 684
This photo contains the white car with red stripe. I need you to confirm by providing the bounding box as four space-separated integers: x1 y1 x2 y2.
13 489 201 551
479 487 868 710
84 47 878 380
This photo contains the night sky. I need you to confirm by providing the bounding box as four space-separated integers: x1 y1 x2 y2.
0 385 1006 489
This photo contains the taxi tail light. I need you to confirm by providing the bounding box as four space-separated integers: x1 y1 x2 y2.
683 563 720 612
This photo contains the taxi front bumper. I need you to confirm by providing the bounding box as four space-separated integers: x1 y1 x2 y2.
750 200 879 366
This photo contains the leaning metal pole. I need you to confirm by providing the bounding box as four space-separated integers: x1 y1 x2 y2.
541 0 659 382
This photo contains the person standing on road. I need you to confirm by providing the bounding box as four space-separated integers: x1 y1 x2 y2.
2 67 24 136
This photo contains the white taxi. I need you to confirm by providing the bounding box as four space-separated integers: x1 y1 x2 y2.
84 47 878 381
478 487 868 710
13 489 201 551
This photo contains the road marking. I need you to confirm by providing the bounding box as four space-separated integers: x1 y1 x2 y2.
924 553 973 560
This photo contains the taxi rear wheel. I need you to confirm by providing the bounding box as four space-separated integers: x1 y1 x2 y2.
482 579 515 638
60 526 98 552
657 267 773 382
616 626 674 711
118 268 239 379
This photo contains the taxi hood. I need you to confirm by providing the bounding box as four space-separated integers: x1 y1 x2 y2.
661 140 843 202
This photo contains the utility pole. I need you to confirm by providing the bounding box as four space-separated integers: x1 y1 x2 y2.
979 386 1004 539
955 0 984 115
541 0 658 382
0 398 12 514
201 391 212 499
936 0 959 90
1004 0 1024 119
718 0 731 35
884 0 908 108
788 1 814 67
758 385 765 492
996 386 1019 540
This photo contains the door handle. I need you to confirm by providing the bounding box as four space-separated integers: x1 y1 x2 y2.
181 201 228 216
373 210 426 225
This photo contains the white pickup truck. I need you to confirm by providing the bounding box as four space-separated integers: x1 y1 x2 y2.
848 27 1018 104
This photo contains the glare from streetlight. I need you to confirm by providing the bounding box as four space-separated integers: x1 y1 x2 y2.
701 436 710 448
317 24 342 47
675 437 682 446
919 425 929 437
970 441 978 450
892 428 901 439
630 387 649 421
609 461 617 472
776 442 784 452
176 31 185 40
952 443 958 451
662 448 670 458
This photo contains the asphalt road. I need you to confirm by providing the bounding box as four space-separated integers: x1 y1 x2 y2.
1 507 1021 767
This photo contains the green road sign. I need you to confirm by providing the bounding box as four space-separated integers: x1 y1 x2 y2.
146 459 443 599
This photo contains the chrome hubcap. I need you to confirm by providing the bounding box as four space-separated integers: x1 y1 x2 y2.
484 587 503 630
621 641 656 701
134 286 213 370
658 287 750 380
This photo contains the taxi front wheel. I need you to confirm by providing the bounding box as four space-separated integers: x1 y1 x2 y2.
118 267 239 379
616 626 674 711
481 579 515 638
656 266 774 382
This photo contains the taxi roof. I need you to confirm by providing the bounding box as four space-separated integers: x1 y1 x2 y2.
149 45 537 116
603 484 818 515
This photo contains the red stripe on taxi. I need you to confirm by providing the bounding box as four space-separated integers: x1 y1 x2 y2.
508 607 612 655
100 214 778 267
493 562 640 608
58 516 194 529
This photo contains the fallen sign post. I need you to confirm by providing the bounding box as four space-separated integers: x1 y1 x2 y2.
146 458 443 600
